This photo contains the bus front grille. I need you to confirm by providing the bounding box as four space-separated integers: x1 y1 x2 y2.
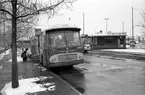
58 54 77 61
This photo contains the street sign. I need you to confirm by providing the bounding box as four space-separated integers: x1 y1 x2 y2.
35 28 41 36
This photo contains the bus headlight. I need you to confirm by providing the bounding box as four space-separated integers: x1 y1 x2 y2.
50 58 57 63
77 53 83 60
78 55 83 60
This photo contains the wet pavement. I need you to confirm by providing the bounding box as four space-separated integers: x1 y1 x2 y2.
89 50 145 61
51 54 145 95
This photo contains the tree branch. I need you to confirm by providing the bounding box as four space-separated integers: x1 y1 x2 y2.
17 0 65 19
0 0 12 4
0 9 13 16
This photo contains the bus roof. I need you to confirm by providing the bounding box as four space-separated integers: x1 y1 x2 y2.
45 25 81 33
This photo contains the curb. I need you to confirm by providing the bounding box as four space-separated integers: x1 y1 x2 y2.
48 70 83 95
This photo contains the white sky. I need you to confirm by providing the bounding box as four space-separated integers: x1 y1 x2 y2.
37 0 145 37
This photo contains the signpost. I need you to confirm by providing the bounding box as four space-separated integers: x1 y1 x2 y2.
35 28 41 64
35 28 41 36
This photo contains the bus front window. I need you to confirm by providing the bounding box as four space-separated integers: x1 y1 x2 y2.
65 31 81 46
48 31 81 48
49 33 66 48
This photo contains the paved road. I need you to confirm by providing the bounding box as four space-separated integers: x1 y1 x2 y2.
90 50 145 61
51 54 145 95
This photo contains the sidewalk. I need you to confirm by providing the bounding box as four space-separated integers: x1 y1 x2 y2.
0 60 82 95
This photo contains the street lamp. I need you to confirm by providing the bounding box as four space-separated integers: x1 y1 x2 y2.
122 21 124 33
83 13 85 35
104 18 109 33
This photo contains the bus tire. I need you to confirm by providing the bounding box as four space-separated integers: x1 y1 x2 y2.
84 50 88 53
66 65 73 69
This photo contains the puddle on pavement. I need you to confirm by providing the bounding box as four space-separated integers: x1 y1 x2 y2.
109 57 125 60
84 60 90 64
71 67 89 74
99 63 109 67
95 55 101 58
123 58 137 62
33 63 40 66
101 65 134 73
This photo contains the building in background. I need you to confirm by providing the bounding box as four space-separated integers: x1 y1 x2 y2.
82 32 127 49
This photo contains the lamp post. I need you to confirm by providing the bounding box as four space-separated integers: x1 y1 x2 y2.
122 21 124 33
132 7 134 40
35 28 41 63
104 18 109 33
83 13 85 35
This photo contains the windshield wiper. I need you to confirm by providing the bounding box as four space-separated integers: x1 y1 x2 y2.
64 33 78 49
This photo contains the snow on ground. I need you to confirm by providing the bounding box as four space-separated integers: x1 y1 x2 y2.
126 45 130 48
102 49 145 54
0 49 23 62
0 49 11 60
8 56 23 62
1 76 55 95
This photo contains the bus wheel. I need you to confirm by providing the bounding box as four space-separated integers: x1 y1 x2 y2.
66 65 74 69
84 50 88 53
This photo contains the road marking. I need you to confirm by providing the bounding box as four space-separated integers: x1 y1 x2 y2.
0 65 3 70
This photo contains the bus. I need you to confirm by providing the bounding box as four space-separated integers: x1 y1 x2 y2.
31 26 84 68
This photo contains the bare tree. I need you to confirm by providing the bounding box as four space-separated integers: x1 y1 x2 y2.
0 0 76 88
141 11 145 27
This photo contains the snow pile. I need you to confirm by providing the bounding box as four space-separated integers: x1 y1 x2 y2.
0 48 23 62
8 56 23 62
102 49 145 54
0 49 11 60
17 48 23 56
126 45 130 48
1 76 55 95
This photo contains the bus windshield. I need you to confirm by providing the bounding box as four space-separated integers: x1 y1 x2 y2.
48 31 81 48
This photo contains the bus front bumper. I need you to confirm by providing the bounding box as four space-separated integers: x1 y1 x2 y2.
49 59 84 68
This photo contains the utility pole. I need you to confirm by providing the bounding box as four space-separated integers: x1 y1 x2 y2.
83 13 85 35
104 18 109 33
35 28 41 66
122 21 124 33
132 7 134 40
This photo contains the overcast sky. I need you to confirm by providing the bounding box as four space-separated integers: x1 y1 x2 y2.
37 0 145 37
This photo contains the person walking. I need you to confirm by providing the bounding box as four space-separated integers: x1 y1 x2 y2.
21 48 28 62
